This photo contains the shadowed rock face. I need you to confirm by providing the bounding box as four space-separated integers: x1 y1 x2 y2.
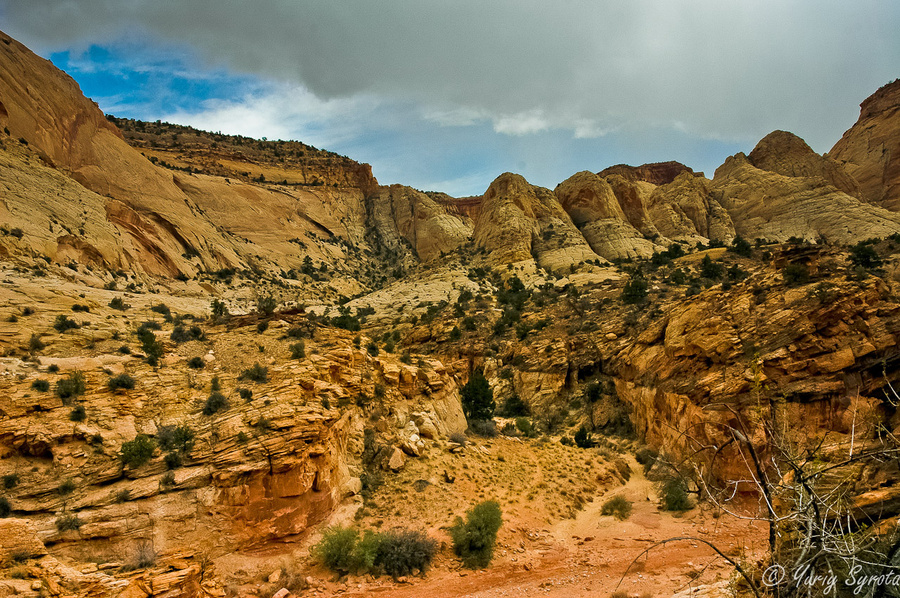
830 79 900 210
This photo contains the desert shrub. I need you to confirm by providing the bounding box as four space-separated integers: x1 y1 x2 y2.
108 297 128 310
164 452 181 469
256 295 278 316
366 341 379 356
120 435 155 468
69 404 86 422
58 479 76 495
238 388 253 401
289 341 306 359
150 303 171 317
449 326 462 341
584 381 603 403
700 255 725 280
56 371 86 402
449 500 503 569
55 514 81 531
601 495 633 520
461 369 494 422
634 447 659 473
621 277 648 304
574 426 595 449
312 526 376 575
28 334 45 352
498 394 528 417
31 379 50 392
0 496 10 517
210 298 230 321
449 431 467 445
515 417 536 437
157 425 195 454
374 528 438 578
187 356 205 369
71 304 90 313
3 473 19 489
107 373 135 391
782 263 810 286
129 541 158 569
170 325 205 344
136 327 163 366
239 363 268 383
469 419 497 438
53 314 80 333
849 242 882 269
661 477 693 511
728 235 753 257
203 391 228 415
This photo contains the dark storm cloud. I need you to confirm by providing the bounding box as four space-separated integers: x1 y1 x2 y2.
1 0 898 184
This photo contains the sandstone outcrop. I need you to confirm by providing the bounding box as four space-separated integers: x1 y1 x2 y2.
556 171 662 259
748 130 861 198
711 152 900 244
475 173 600 270
830 79 900 210
649 172 736 244
367 185 472 262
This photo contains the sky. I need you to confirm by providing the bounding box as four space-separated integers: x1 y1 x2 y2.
1 1 898 196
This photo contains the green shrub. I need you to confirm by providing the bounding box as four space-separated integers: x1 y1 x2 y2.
108 373 135 391
120 435 155 468
28 334 45 352
58 479 76 495
621 277 648 304
574 426 595 449
469 419 497 438
498 395 528 417
366 341 379 356
728 235 752 257
312 526 375 575
239 363 268 383
256 295 278 316
136 327 163 366
53 314 80 333
0 496 10 517
375 528 438 578
238 388 253 401
849 242 882 269
187 356 205 369
150 303 171 317
514 417 535 437
71 304 90 312
171 325 205 343
203 392 228 415
164 452 181 470
3 473 19 489
449 500 503 569
461 370 494 422
661 477 693 511
700 255 724 280
69 405 86 422
210 298 229 321
31 379 50 392
782 263 810 286
56 371 86 403
157 425 195 454
601 495 633 520
449 326 462 341
108 297 127 310
289 341 306 359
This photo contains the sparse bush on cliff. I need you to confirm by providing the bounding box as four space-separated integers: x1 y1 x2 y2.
239 363 268 383
289 341 306 359
203 391 228 415
120 435 155 469
56 371 86 403
107 373 135 391
449 500 503 569
782 263 810 286
31 379 49 392
0 496 11 517
53 314 80 333
660 476 692 511
55 514 81 532
256 294 278 316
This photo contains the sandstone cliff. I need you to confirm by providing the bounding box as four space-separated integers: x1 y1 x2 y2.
830 79 900 210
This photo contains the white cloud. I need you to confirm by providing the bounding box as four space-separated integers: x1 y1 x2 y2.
492 110 550 136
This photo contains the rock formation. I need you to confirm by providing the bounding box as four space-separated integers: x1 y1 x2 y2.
830 79 900 210
474 173 600 270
